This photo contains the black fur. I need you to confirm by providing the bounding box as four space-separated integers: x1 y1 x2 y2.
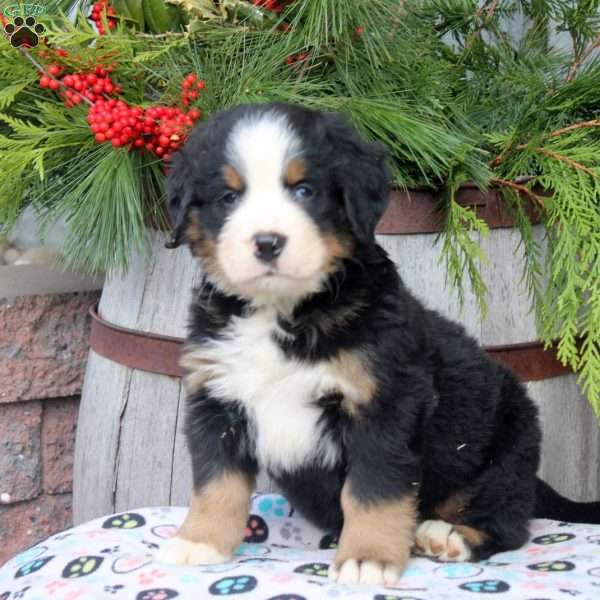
169 102 600 565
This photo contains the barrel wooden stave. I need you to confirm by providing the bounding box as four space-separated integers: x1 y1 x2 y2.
74 227 599 523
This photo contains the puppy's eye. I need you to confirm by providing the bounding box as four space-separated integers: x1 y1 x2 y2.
220 191 239 205
293 184 314 200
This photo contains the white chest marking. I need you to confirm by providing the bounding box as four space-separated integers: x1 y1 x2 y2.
198 310 344 473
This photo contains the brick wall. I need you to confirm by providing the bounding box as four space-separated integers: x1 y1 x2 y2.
0 291 100 566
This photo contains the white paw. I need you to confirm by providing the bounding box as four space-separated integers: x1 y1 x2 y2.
415 520 471 561
155 536 230 566
329 558 401 586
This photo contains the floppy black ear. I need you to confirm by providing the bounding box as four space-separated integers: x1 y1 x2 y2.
322 113 391 243
164 150 193 249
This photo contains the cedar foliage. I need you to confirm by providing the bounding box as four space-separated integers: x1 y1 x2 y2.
0 0 599 410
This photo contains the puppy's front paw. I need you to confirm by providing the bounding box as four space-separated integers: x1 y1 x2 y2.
155 536 230 566
329 558 401 586
415 520 471 561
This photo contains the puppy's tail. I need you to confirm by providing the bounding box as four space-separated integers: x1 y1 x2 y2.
535 477 600 524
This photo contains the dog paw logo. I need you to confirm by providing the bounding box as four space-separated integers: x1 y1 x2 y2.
3 16 44 48
459 579 510 593
531 532 575 545
528 560 575 572
102 512 146 529
61 555 104 578
14 556 54 578
293 562 329 577
208 575 258 595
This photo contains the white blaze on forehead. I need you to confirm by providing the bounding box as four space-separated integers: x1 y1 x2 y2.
226 110 301 188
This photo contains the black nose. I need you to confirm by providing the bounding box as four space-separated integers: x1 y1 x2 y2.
253 233 287 263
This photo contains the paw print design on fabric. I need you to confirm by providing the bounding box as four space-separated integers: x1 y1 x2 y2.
586 534 600 545
528 560 576 572
235 543 270 558
61 555 104 578
208 575 258 595
102 512 146 529
434 563 484 579
280 521 303 543
244 515 269 543
3 16 44 48
104 584 125 594
12 586 31 599
374 596 423 600
14 556 54 578
293 563 329 577
151 525 178 539
135 589 179 600
111 554 153 574
318 532 338 549
531 533 575 545
459 580 510 593
257 496 291 518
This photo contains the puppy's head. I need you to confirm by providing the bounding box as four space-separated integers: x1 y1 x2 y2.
167 102 389 304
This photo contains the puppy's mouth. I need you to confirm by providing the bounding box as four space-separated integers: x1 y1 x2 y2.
236 268 317 285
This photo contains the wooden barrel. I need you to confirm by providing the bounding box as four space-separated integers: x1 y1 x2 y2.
73 188 600 524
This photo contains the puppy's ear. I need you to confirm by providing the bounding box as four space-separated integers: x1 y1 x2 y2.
323 113 390 243
165 151 192 249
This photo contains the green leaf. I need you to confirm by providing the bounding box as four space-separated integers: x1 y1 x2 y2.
124 0 146 29
142 0 171 33
0 81 32 109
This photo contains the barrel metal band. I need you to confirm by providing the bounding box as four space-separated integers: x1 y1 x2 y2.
89 306 571 382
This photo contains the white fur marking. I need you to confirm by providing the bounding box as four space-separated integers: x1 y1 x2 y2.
155 537 229 566
415 519 472 561
197 308 346 473
330 559 400 586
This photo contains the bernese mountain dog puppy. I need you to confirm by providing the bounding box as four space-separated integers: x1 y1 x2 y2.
156 102 600 585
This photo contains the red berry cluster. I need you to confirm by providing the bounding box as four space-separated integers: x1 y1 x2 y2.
286 51 309 66
39 64 121 108
181 73 206 106
89 0 117 35
251 0 292 13
87 99 201 160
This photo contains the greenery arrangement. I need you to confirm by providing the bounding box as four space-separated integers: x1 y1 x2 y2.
0 0 598 410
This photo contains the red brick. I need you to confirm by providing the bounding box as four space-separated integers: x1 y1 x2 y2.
0 291 100 404
0 402 42 502
42 397 79 494
0 494 72 566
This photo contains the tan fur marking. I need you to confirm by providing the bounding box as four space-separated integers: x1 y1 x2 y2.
454 525 489 548
434 492 470 523
185 212 236 293
283 158 306 186
322 233 354 274
334 482 416 571
177 472 254 556
329 350 377 415
222 165 244 191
